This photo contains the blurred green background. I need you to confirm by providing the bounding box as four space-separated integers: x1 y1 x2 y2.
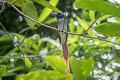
0 0 120 80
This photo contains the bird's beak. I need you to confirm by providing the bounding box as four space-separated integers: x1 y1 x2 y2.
51 12 57 16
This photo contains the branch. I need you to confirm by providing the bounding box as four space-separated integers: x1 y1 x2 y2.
0 55 37 59
11 0 18 4
0 1 120 46
0 22 26 55
83 14 100 34
18 31 28 46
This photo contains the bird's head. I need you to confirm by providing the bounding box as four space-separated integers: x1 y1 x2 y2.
52 13 65 19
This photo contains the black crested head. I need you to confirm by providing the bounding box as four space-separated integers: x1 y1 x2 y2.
55 13 65 19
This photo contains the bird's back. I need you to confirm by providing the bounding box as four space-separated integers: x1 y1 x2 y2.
57 18 68 43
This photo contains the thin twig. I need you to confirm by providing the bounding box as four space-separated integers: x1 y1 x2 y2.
0 22 26 55
72 33 120 45
48 47 60 54
0 55 36 59
11 0 18 4
0 1 120 46
19 36 26 46
83 14 100 34
18 31 28 46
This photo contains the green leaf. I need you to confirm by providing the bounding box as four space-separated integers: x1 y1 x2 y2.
0 34 12 46
70 57 94 80
7 67 24 74
17 75 25 80
21 1 38 29
94 22 120 37
45 56 67 74
34 0 62 13
74 0 120 18
76 16 89 30
0 65 6 77
17 70 73 80
38 0 59 22
89 10 95 21
69 18 75 32
44 17 57 24
96 15 111 22
24 55 32 69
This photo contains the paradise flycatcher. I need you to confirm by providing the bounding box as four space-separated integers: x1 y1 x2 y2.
54 13 70 74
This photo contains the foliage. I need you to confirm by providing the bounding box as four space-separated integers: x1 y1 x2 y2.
45 56 67 74
17 70 72 80
74 0 120 17
70 57 94 80
0 65 6 80
21 0 38 29
95 22 120 37
0 0 120 80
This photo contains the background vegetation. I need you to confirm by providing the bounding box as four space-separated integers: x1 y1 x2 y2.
0 0 120 80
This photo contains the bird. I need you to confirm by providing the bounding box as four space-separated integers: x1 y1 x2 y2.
54 13 70 74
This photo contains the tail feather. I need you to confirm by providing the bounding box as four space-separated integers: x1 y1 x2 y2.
62 41 70 74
